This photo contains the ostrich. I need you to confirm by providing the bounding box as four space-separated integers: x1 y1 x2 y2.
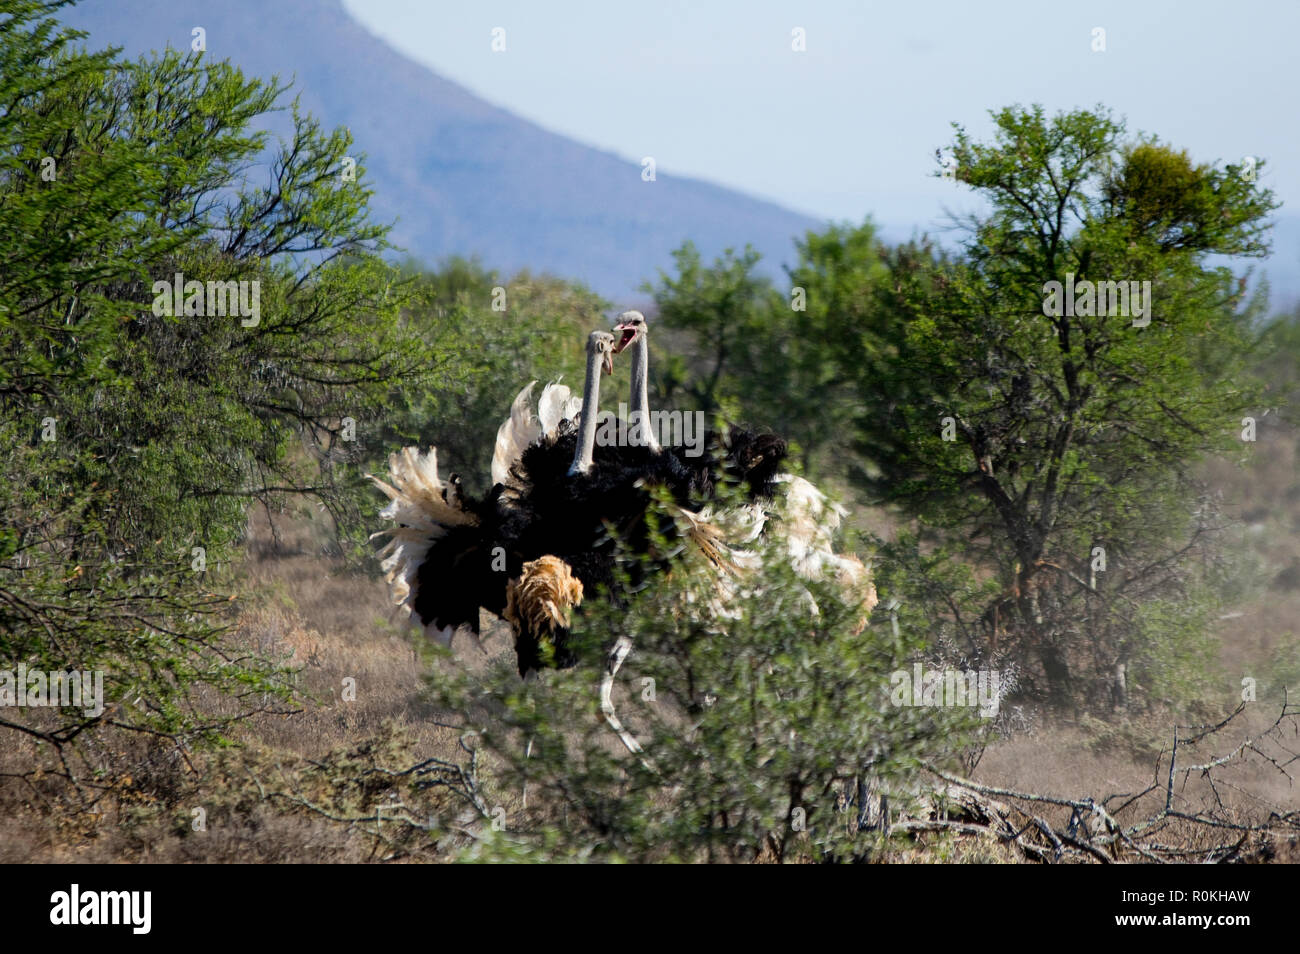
374 325 734 659
368 332 611 670
497 330 629 671
371 319 874 755
599 310 877 748
610 309 874 604
372 329 665 676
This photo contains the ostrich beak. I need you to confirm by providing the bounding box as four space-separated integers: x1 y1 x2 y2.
602 349 615 376
613 321 639 355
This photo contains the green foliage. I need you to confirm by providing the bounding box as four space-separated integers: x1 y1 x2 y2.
644 227 892 478
643 242 776 416
1128 588 1222 707
778 222 890 474
1262 633 1300 704
376 259 609 495
0 5 432 761
841 105 1277 706
426 497 977 862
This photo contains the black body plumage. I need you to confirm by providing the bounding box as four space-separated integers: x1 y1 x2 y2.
404 420 787 675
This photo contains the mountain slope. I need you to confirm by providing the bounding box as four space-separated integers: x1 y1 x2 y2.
62 0 819 299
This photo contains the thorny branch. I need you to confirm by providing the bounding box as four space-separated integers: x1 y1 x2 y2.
905 697 1299 863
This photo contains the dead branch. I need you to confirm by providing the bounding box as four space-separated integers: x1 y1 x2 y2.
898 698 1300 863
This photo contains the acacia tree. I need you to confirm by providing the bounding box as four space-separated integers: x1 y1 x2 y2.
643 242 776 418
779 221 890 475
0 2 436 789
846 105 1277 708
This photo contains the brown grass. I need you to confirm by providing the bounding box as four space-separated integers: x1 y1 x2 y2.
3 424 1298 862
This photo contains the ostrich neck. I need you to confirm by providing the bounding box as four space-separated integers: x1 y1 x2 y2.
630 335 660 452
569 346 604 475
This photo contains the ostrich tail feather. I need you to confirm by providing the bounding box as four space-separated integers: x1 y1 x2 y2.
366 445 477 616
368 446 474 531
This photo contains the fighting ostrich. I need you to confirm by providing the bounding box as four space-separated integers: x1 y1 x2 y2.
371 317 874 754
492 328 742 672
610 310 875 604
369 330 619 675
593 310 876 749
372 328 694 675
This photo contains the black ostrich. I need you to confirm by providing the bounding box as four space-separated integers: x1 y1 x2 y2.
371 319 874 752
369 327 789 679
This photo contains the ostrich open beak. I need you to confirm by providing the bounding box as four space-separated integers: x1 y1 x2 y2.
612 321 640 355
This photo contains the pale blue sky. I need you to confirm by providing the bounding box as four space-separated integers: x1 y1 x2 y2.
343 0 1298 234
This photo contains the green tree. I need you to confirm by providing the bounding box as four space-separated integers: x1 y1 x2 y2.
643 242 775 418
645 235 894 478
779 221 890 474
0 3 434 784
847 105 1277 707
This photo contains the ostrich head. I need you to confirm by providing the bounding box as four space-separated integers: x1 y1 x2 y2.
590 329 616 375
612 310 646 355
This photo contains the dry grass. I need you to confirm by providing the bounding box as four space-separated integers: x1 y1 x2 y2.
2 426 1298 862
0 506 521 863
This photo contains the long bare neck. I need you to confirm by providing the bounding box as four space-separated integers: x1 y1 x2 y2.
569 346 603 475
630 334 660 452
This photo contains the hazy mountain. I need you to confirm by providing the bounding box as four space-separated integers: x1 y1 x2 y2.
61 0 820 300
55 2 1300 311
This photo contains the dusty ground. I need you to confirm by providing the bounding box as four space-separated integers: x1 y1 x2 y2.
2 428 1297 862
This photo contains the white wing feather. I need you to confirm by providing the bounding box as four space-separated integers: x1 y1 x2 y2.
492 379 581 488
491 381 541 487
537 380 575 438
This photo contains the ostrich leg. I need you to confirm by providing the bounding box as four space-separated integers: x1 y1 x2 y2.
522 668 538 810
600 637 643 756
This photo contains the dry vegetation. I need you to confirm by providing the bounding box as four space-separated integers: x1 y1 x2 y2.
2 423 1297 863
0 507 498 863
952 409 1300 863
